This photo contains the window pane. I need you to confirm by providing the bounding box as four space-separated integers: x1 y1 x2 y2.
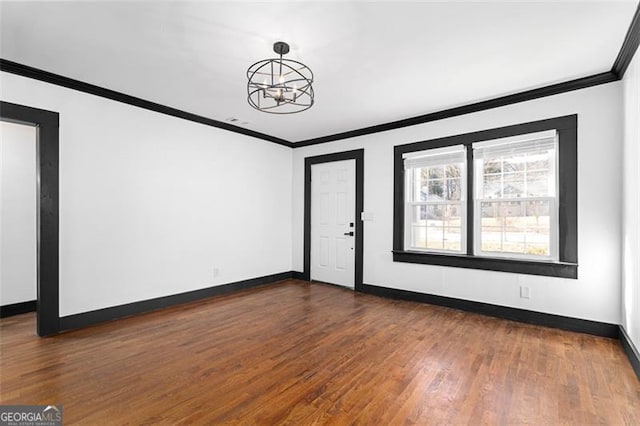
526 153 549 172
427 178 444 200
404 146 466 254
526 170 552 197
478 149 555 201
524 200 551 248
502 155 525 172
483 158 501 175
416 167 463 201
479 200 551 256
444 178 463 200
447 204 462 250
411 225 444 250
483 174 502 199
428 167 443 179
409 205 430 223
445 164 462 179
426 226 444 250
409 203 463 252
503 172 524 197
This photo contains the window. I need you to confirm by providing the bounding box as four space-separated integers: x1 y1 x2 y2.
393 115 578 279
473 130 558 260
403 145 466 253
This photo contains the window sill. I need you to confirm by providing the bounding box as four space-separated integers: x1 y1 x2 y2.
392 250 577 279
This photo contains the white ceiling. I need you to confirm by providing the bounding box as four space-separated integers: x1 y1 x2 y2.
1 1 637 142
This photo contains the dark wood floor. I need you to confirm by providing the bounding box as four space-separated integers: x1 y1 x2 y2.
1 280 639 424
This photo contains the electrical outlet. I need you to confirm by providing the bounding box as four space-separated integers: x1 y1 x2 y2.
520 286 530 299
213 268 220 278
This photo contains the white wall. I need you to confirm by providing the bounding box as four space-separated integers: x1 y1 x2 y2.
293 82 623 324
622 51 640 348
0 121 37 306
1 72 293 317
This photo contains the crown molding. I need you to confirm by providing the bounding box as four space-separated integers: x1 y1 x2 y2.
293 72 617 147
0 59 293 148
612 1 640 78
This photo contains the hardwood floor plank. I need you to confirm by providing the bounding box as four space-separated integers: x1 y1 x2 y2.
1 280 638 424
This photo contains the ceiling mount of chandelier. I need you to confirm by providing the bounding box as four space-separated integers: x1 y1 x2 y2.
246 41 314 114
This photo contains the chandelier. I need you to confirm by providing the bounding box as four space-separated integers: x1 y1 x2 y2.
246 41 314 114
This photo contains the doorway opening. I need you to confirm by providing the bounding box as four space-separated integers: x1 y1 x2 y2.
304 149 364 290
1 121 37 317
0 101 59 336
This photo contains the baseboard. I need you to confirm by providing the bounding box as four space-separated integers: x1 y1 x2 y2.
360 283 619 338
292 271 307 280
0 300 37 318
58 271 293 332
619 326 640 380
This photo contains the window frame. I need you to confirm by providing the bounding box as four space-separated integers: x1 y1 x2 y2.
472 131 559 261
392 115 578 279
403 145 467 254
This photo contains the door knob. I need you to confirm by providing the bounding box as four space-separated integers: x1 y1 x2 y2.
344 231 354 236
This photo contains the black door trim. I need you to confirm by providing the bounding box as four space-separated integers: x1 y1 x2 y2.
1 101 60 336
303 149 364 290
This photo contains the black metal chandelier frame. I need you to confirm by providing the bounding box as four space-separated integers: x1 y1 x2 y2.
247 41 314 114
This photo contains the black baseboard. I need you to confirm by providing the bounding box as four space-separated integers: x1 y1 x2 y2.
58 271 293 332
0 300 37 318
360 283 618 338
292 271 307 280
619 326 640 380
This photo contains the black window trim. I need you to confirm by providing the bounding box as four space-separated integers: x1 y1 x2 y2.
393 114 578 279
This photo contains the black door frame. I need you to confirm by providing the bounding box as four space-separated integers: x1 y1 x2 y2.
303 149 364 291
1 101 60 336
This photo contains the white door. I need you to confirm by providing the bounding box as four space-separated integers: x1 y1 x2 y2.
311 159 356 288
